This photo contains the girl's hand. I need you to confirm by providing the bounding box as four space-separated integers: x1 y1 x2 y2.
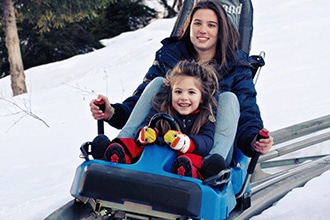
164 130 192 153
137 126 158 145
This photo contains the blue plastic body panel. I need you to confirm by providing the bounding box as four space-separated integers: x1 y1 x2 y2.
70 144 249 220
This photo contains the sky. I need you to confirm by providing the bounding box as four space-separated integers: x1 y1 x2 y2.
0 0 330 219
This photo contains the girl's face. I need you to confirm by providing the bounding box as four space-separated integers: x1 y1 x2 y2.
190 9 219 61
171 75 202 115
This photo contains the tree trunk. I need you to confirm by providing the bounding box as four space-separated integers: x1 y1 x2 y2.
3 0 27 96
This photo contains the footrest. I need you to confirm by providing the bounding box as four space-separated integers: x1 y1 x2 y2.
203 168 231 190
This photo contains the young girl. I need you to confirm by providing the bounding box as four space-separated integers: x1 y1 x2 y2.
103 60 220 179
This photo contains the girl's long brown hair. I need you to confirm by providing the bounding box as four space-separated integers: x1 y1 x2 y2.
152 60 219 135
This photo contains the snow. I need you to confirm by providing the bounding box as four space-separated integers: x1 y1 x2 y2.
0 0 329 219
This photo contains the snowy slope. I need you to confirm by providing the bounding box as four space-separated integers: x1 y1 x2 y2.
0 0 329 219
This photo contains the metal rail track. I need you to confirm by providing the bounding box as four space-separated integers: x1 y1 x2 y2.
228 114 330 219
45 115 330 220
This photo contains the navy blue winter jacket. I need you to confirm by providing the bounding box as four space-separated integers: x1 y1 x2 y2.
108 37 263 157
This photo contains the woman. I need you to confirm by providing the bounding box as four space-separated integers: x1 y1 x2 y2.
90 0 273 176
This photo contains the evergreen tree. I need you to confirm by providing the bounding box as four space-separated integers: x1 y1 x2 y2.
0 0 158 88
1 0 115 95
15 0 115 33
89 0 158 39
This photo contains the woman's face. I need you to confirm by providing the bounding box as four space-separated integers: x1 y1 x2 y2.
190 9 219 61
171 75 202 115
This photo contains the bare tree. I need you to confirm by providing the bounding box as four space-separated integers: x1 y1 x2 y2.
171 0 183 13
158 0 183 18
2 0 27 96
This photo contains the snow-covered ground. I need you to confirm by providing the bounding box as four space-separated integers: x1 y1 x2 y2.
0 0 329 219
